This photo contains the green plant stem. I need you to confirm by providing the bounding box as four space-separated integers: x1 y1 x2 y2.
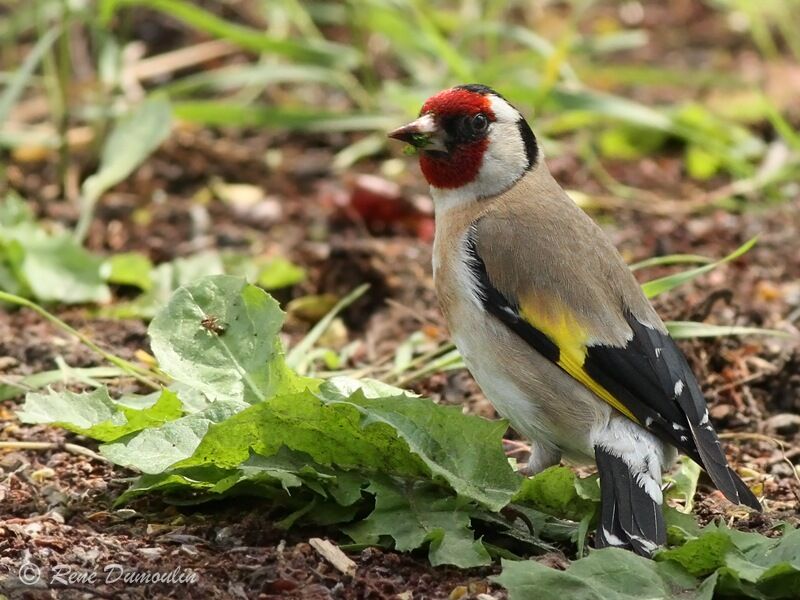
0 291 164 390
286 284 369 372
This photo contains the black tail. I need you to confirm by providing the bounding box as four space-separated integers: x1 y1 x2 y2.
688 421 762 511
594 445 665 557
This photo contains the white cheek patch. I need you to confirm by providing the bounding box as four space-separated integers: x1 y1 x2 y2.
488 94 522 123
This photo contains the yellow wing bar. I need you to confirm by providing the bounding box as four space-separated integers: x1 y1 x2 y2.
519 300 639 423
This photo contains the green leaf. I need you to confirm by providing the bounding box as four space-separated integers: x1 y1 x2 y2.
257 257 306 290
658 530 738 577
17 388 182 442
641 237 757 298
101 400 244 473
659 525 800 599
666 321 789 339
686 144 722 180
179 389 428 475
0 224 111 304
598 126 667 160
77 97 172 241
179 384 519 510
148 275 303 405
495 550 709 600
344 478 490 568
513 466 597 522
664 456 701 513
102 252 154 291
320 382 521 511
102 251 226 319
80 97 172 204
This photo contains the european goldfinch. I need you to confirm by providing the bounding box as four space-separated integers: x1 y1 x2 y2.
388 84 761 556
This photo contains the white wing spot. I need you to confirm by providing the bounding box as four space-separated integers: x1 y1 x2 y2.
672 422 685 431
602 528 626 547
655 347 662 358
645 417 654 427
699 409 710 426
673 380 684 397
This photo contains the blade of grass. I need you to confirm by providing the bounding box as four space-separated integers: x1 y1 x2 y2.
0 365 126 401
641 237 757 298
0 25 60 125
629 254 713 271
286 284 369 372
0 291 164 389
171 101 393 132
100 0 358 67
665 321 789 339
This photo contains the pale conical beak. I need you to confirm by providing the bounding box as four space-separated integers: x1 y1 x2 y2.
388 114 445 151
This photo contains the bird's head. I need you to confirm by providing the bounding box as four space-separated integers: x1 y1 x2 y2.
389 84 539 205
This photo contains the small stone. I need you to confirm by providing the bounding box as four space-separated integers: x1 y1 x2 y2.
138 547 163 559
709 404 735 421
769 462 795 478
764 414 800 436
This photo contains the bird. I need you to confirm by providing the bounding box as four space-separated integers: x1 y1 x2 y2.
387 84 761 557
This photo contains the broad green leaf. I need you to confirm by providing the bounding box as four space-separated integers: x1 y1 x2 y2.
180 386 519 510
513 466 597 522
80 97 172 205
222 253 307 290
101 400 244 473
661 526 800 599
102 251 226 319
664 456 702 514
0 224 110 304
642 237 757 298
0 194 34 227
658 530 738 577
257 257 307 290
666 321 789 339
321 384 521 510
102 252 154 291
344 478 490 568
599 126 667 160
495 550 709 600
148 275 304 404
686 144 722 180
180 390 430 476
17 388 181 442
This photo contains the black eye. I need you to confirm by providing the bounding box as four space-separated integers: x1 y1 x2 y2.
472 113 488 132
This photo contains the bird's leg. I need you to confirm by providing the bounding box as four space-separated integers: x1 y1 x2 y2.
520 441 561 476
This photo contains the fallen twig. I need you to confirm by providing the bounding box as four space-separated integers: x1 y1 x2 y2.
309 538 357 578
0 441 110 464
